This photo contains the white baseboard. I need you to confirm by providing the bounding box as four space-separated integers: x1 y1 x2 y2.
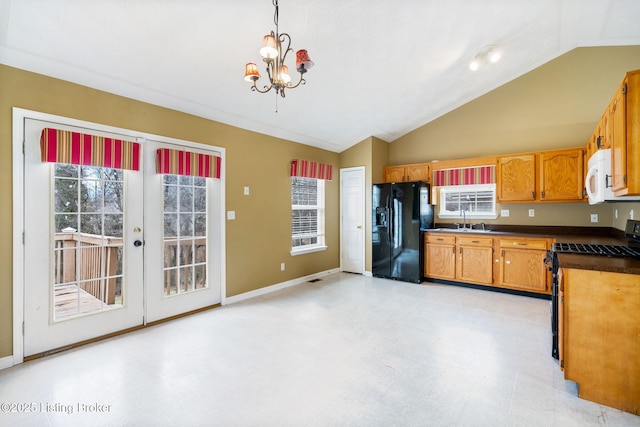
0 355 14 370
364 271 372 277
224 268 340 305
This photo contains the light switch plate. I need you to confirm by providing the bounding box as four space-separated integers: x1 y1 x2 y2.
244 186 250 196
227 211 236 220
590 213 598 223
501 209 510 217
528 209 535 217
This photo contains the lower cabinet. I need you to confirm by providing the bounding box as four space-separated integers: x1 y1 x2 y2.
559 268 640 414
498 237 552 294
424 232 552 295
424 233 494 285
456 236 494 285
424 234 456 280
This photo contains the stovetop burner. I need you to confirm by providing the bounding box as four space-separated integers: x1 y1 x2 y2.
552 242 640 258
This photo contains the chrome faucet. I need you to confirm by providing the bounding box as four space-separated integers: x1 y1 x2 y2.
461 210 467 229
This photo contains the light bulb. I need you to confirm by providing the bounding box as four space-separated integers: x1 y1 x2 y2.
469 60 479 71
489 51 501 63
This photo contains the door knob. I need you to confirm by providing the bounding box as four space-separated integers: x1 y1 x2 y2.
357 225 362 229
134 240 144 247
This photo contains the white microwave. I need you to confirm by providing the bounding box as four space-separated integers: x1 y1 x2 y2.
585 149 640 204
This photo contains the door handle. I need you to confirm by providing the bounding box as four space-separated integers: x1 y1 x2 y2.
134 240 144 247
357 225 362 229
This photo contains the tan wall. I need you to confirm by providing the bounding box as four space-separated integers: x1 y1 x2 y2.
0 65 340 358
389 46 640 229
340 136 391 273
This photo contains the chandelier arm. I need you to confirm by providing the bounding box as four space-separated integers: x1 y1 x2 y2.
251 82 273 94
278 33 293 64
287 74 307 90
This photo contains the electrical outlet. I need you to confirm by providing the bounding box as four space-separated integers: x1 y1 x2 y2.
615 209 619 219
501 209 510 217
528 209 535 217
631 210 635 220
280 262 285 271
244 186 250 196
591 214 598 223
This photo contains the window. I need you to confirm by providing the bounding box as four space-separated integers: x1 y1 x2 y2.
438 184 497 219
162 175 208 296
291 177 326 255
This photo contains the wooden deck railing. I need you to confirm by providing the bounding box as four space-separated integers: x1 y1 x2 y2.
54 232 207 303
54 232 122 305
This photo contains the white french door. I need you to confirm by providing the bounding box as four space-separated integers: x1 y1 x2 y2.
19 113 224 358
143 140 222 322
23 118 145 356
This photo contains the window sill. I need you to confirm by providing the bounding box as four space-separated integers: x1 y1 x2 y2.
290 245 328 256
437 213 498 220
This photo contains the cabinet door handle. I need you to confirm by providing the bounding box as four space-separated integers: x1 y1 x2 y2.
532 191 535 199
452 247 455 254
501 249 504 257
517 243 528 246
436 238 444 241
460 247 463 254
541 191 545 199
472 240 480 243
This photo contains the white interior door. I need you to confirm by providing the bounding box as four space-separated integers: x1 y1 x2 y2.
143 140 222 322
23 119 144 357
341 167 365 274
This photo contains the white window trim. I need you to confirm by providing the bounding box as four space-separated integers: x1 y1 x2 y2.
290 245 328 256
291 177 326 255
437 183 498 220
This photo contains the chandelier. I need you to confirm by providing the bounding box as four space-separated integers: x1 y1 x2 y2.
244 0 314 99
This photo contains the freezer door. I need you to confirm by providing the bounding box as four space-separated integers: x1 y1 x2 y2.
372 184 392 278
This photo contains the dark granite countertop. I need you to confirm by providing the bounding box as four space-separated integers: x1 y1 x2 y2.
423 225 640 275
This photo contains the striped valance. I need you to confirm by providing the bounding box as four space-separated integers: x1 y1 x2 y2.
290 159 333 181
156 148 221 179
40 128 140 171
433 165 495 186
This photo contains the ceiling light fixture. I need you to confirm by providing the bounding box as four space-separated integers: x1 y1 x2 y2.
244 0 314 101
469 45 501 71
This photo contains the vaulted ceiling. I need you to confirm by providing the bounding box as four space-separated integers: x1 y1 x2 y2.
1 1 640 152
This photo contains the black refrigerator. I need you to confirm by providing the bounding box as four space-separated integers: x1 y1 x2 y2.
372 181 434 283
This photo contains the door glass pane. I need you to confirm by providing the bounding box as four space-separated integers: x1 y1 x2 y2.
162 174 208 296
52 164 125 321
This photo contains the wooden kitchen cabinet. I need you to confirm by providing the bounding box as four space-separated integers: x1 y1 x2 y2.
498 237 551 294
424 234 456 280
497 149 584 203
383 163 430 183
539 148 584 201
456 236 494 285
608 70 640 196
585 111 609 161
497 154 536 202
425 232 550 295
560 268 640 414
611 75 629 193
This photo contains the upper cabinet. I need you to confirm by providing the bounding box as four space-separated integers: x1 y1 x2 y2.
497 148 584 203
497 154 536 202
588 69 640 197
383 163 430 183
539 148 584 201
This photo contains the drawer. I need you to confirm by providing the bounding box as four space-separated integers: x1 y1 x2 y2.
458 236 494 247
425 234 456 245
499 238 548 250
